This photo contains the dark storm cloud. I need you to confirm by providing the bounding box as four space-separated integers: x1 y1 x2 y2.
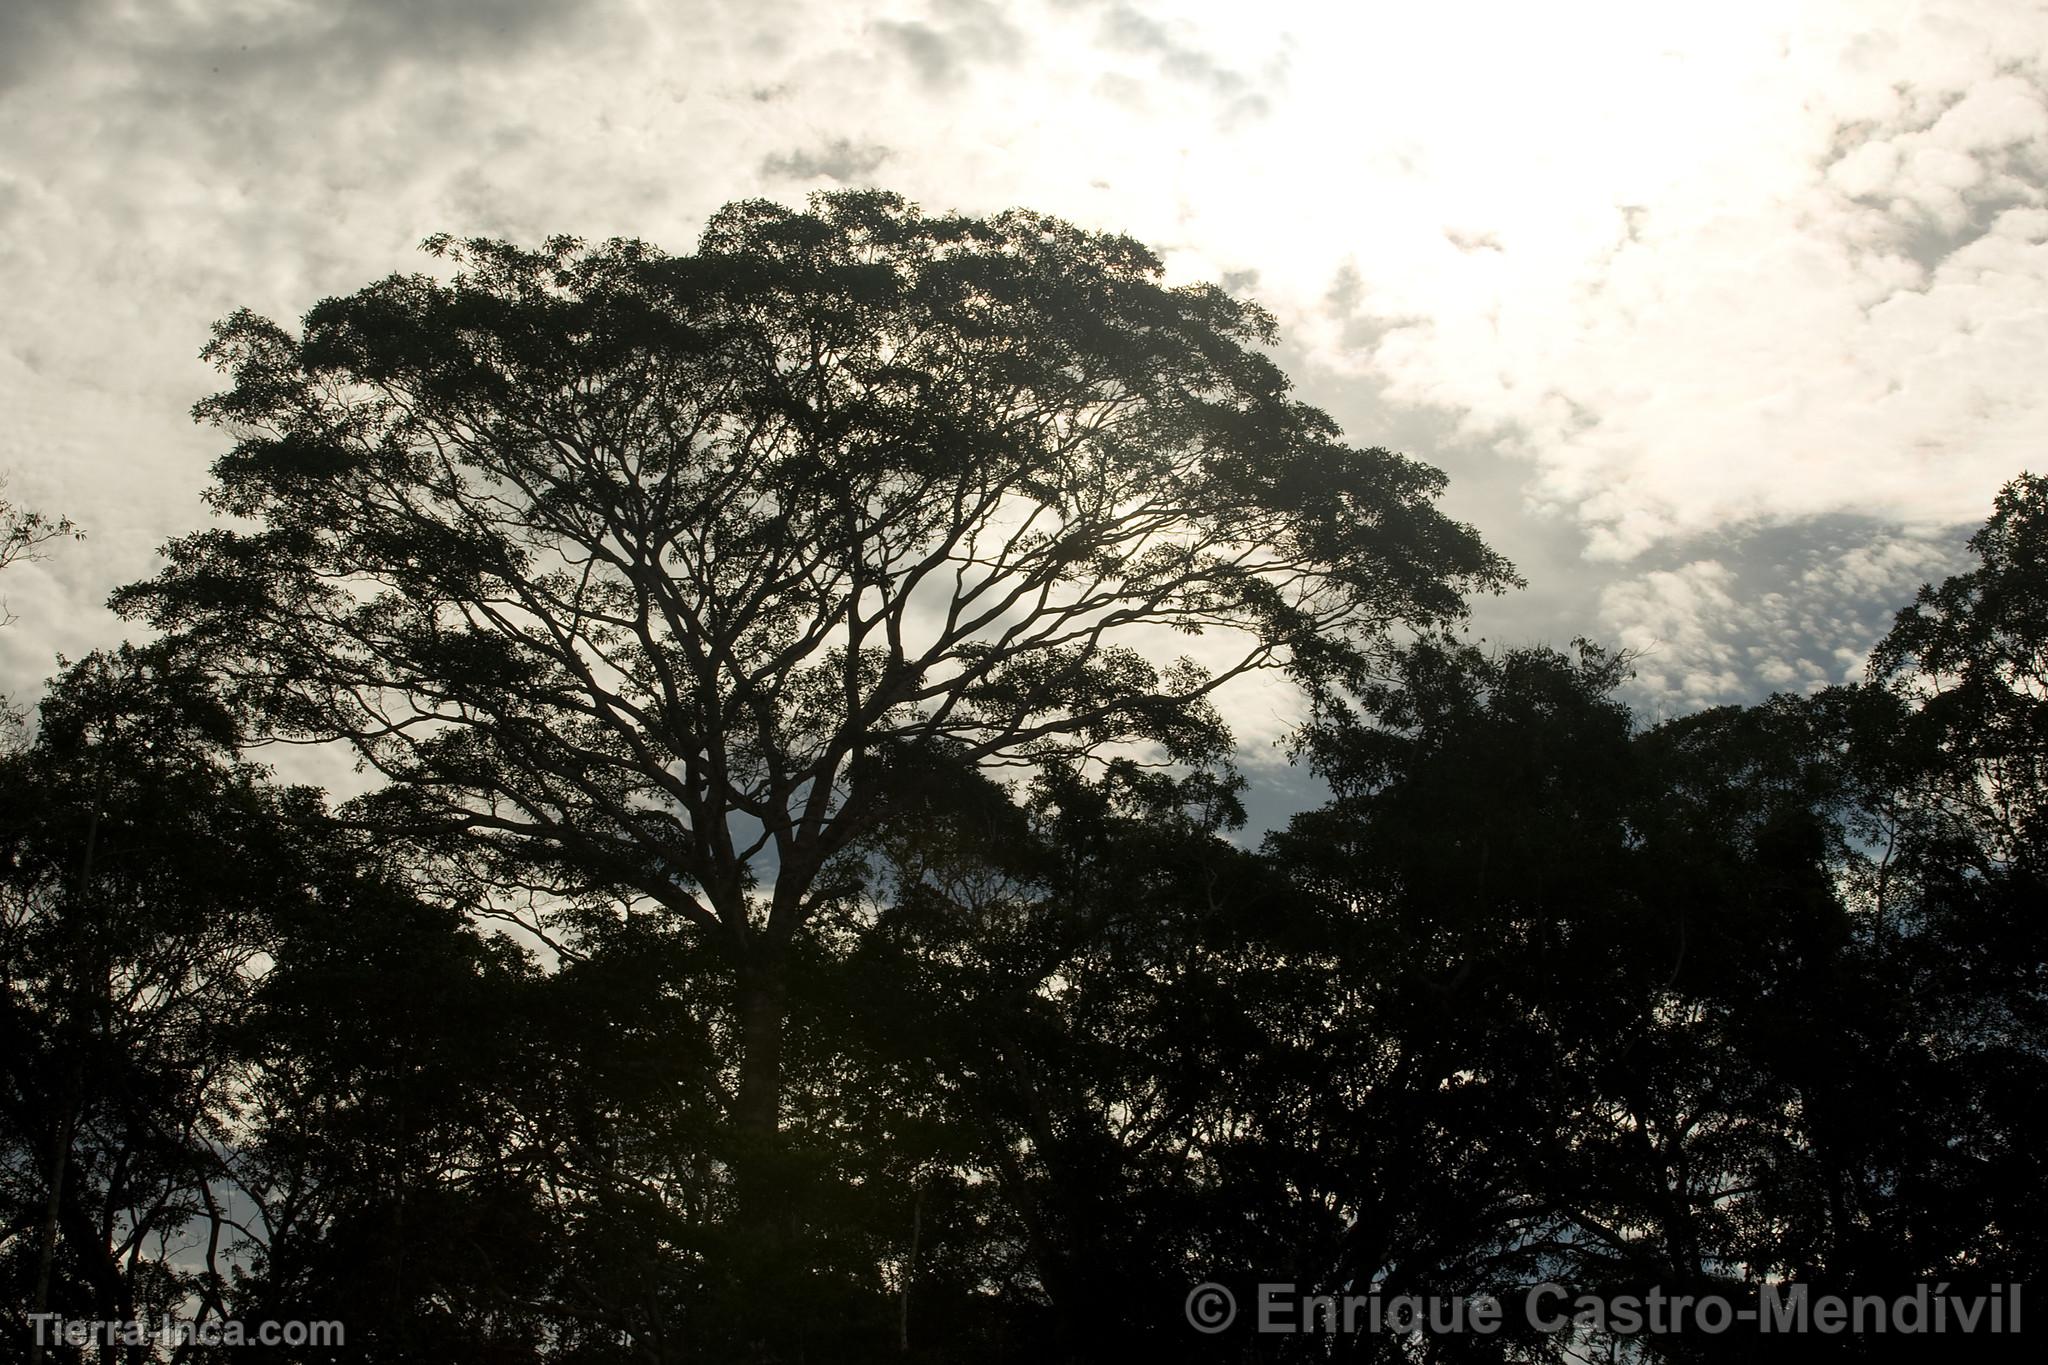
761 138 893 182
1 0 637 98
873 0 1026 90
0 0 72 93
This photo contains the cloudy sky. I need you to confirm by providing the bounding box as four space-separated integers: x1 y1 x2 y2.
3 0 2043 808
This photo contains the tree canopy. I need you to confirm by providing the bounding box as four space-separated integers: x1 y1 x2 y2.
110 190 1515 1218
115 192 1510 938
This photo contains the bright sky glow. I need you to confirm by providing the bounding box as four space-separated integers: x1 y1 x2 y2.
3 0 2043 755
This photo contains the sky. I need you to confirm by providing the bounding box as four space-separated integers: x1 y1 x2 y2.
2 0 2043 819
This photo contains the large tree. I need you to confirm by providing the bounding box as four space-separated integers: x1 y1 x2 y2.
113 190 1513 1217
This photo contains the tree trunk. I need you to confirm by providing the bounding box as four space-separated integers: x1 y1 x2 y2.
733 962 789 1229
723 959 795 1360
898 1179 923 1354
26 1101 76 1365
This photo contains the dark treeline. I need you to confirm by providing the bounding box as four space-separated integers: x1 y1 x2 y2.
3 194 2044 1362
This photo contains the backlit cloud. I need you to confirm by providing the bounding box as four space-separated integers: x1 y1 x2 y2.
2 0 2041 772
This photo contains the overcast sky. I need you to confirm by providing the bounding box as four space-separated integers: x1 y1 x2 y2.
3 0 2043 808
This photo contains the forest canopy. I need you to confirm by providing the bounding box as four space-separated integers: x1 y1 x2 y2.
2 195 2042 1363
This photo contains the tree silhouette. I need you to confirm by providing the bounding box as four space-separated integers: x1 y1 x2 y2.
1871 471 2048 876
0 477 80 592
56 190 2046 1360
112 190 1514 1244
0 474 82 742
1 650 305 1361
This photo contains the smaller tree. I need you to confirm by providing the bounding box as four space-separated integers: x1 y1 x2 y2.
1871 471 2048 875
0 648 296 1359
225 862 557 1364
0 475 81 589
1851 472 2048 1289
0 474 83 743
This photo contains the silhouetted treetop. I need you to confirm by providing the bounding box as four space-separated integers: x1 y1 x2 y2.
113 189 1513 945
109 192 1515 1254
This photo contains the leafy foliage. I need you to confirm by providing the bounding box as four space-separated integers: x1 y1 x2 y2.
5 198 2042 1360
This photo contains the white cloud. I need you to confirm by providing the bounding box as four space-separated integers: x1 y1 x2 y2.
1598 561 1753 709
1264 2 2048 559
1594 528 1968 712
2 0 2042 738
